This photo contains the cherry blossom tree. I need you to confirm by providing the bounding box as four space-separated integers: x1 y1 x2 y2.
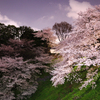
0 57 35 100
33 28 57 48
0 57 49 100
51 5 100 89
0 24 56 99
0 46 53 100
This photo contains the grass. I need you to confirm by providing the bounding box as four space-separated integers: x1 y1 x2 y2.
24 67 100 100
29 77 79 100
24 68 100 99
10 65 100 100
62 79 100 100
27 70 89 100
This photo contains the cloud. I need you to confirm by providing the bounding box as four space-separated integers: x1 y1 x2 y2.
32 27 40 31
66 0 93 19
58 3 70 11
38 16 47 21
0 13 20 27
58 4 62 10
38 15 54 21
49 16 54 20
65 6 71 11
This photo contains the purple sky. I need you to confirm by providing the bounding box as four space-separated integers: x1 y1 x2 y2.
0 0 100 30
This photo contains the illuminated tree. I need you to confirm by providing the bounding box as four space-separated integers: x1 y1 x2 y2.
51 5 100 89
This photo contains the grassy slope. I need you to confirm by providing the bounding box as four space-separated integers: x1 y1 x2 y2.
27 70 100 100
29 72 79 100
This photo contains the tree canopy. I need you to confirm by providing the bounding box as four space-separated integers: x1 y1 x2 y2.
51 5 100 90
0 24 56 100
52 21 72 41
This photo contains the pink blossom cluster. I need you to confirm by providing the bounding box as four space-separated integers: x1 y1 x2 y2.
0 57 38 100
0 28 55 99
51 5 100 89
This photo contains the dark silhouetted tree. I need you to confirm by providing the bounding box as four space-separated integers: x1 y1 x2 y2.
52 21 72 41
0 24 16 44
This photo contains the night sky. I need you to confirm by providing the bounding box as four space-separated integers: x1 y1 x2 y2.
0 0 100 30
